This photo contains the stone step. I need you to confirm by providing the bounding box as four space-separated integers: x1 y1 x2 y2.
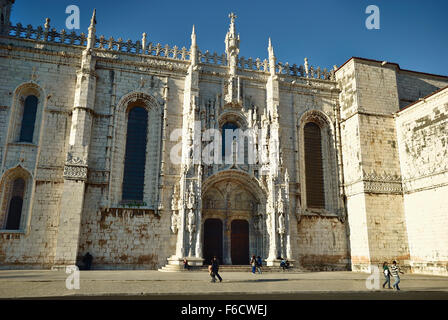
158 264 301 273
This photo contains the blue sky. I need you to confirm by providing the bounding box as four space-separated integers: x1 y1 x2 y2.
10 0 448 75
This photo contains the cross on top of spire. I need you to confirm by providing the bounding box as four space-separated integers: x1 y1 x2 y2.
228 12 237 37
229 12 237 23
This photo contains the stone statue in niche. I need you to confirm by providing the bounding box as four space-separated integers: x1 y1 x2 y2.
278 212 285 235
186 182 196 256
170 185 179 234
171 211 178 234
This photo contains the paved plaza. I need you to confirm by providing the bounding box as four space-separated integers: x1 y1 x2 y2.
0 270 447 300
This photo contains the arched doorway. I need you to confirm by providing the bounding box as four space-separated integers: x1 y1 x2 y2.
231 220 249 265
203 219 223 265
202 171 266 265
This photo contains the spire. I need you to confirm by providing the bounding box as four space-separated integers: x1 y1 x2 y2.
225 12 240 76
228 12 237 37
190 25 198 66
268 37 276 76
90 9 97 27
0 0 15 35
268 37 275 57
87 8 97 49
191 24 197 47
142 32 147 53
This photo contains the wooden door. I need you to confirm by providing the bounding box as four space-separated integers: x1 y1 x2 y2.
203 219 223 265
231 220 249 265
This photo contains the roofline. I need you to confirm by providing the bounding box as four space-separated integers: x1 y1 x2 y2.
335 57 448 79
397 85 448 113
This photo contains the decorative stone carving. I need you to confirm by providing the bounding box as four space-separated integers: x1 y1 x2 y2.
362 170 403 194
63 165 87 180
170 185 180 234
63 154 88 180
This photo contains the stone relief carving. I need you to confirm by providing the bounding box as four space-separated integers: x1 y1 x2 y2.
63 165 88 180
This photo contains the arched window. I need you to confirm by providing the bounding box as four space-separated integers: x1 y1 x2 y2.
304 122 325 208
122 107 148 201
222 122 239 161
5 178 25 230
19 95 38 142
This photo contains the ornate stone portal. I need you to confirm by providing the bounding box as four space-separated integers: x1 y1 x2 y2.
202 176 262 265
166 14 294 267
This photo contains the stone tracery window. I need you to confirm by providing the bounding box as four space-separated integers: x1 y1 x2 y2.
19 95 38 143
221 121 251 165
221 122 238 160
4 178 25 230
122 106 148 201
304 122 325 208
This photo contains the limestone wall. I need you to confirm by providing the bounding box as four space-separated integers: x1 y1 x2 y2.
337 58 410 272
76 67 186 268
297 216 349 270
396 87 448 275
0 39 77 267
78 186 175 269
396 71 448 109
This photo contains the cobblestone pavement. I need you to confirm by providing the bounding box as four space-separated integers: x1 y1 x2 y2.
0 270 447 299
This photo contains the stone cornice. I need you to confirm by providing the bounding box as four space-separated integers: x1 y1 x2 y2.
340 109 395 123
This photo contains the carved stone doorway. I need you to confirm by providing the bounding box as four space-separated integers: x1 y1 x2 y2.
203 218 223 265
202 172 266 265
231 219 249 265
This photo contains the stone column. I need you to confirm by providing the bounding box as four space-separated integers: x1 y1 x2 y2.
223 218 232 264
168 26 203 266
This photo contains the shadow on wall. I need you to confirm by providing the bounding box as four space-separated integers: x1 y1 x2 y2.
398 75 445 109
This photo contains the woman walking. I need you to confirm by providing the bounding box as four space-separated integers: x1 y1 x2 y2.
382 262 392 289
250 255 257 274
210 256 222 283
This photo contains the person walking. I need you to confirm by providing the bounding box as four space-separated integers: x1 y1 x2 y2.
250 255 257 274
183 258 190 271
390 260 404 290
210 256 222 283
256 256 263 274
382 261 392 289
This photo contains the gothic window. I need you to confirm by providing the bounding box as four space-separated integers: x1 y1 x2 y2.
5 178 25 230
221 122 238 160
19 95 38 142
122 106 148 201
304 122 325 208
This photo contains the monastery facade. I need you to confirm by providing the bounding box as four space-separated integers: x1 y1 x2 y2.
0 1 447 275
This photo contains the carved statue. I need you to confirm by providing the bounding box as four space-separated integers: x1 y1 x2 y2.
171 212 178 234
187 209 196 234
170 185 179 233
277 189 284 215
278 212 285 235
187 182 196 210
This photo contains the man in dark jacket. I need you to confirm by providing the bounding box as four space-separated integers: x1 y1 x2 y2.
210 256 222 283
